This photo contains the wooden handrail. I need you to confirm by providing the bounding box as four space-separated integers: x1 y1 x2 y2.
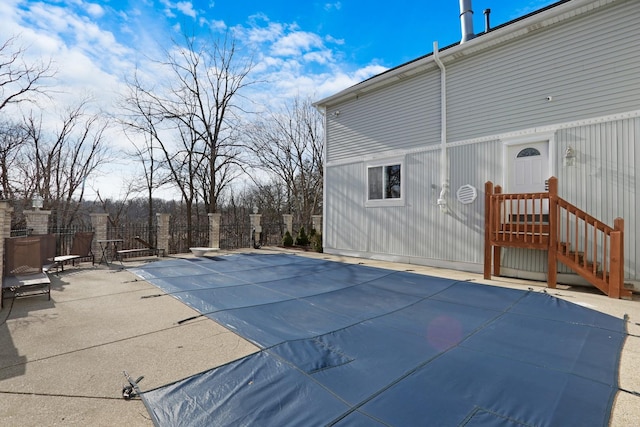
484 177 630 299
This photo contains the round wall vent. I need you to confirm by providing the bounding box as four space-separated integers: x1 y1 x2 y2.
456 184 477 204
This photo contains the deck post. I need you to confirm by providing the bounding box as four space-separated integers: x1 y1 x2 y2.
609 218 624 299
484 181 493 279
547 177 558 289
493 185 502 276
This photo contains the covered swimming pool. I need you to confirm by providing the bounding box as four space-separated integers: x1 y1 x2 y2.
130 253 626 426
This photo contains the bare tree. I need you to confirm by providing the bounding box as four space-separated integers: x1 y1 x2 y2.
23 101 111 228
245 95 324 229
121 77 206 245
0 35 54 112
0 119 28 200
0 35 54 202
121 32 255 246
162 33 254 212
120 99 171 242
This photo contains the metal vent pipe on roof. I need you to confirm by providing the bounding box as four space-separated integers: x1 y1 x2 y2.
484 8 491 32
459 0 475 43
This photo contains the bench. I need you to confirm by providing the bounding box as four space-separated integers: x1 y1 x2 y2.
116 247 164 260
52 231 95 271
117 236 165 261
51 255 80 272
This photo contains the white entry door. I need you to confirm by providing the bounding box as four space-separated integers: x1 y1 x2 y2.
507 141 550 215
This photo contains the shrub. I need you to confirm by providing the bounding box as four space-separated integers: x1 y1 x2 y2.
282 230 294 247
311 232 323 253
295 226 310 246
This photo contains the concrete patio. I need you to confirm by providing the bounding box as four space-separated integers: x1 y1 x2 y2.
1 248 639 426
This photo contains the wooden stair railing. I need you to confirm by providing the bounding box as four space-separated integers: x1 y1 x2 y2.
484 177 631 299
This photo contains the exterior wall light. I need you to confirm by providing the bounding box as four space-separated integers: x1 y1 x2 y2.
564 146 576 167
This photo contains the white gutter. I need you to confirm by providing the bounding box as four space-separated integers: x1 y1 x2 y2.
433 41 448 213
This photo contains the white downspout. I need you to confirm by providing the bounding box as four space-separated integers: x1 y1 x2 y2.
433 41 448 213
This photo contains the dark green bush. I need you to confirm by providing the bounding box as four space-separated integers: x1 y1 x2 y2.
295 226 310 246
282 230 294 247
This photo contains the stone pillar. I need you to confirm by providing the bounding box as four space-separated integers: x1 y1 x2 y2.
249 212 262 248
90 213 109 258
25 210 51 235
283 214 293 235
0 201 14 285
208 213 221 249
312 215 323 234
156 213 170 256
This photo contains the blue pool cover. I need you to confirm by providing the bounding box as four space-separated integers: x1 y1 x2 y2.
130 253 626 426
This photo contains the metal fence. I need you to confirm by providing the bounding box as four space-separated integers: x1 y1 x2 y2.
49 226 95 256
10 217 305 258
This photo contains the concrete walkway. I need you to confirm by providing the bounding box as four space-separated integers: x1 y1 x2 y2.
1 249 638 426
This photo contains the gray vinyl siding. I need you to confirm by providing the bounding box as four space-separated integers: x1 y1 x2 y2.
324 162 367 251
555 117 638 278
325 118 639 280
326 70 441 163
446 0 640 142
325 140 504 265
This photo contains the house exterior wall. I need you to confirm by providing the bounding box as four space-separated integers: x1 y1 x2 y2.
326 69 441 163
445 0 640 142
326 114 639 282
321 0 640 284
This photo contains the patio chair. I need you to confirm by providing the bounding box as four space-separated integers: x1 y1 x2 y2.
2 236 51 308
34 234 57 273
53 231 95 271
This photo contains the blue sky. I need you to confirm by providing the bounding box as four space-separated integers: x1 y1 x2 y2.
0 0 557 197
2 0 558 103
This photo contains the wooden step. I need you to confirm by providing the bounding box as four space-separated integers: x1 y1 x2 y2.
563 251 600 271
500 223 550 233
509 214 549 223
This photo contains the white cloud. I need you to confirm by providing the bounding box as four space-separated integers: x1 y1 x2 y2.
271 31 324 57
237 17 284 45
176 1 196 18
325 34 344 45
324 2 342 12
302 50 333 65
159 0 198 19
208 19 226 31
85 3 105 18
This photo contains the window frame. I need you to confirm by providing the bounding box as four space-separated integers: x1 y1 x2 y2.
365 156 405 207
